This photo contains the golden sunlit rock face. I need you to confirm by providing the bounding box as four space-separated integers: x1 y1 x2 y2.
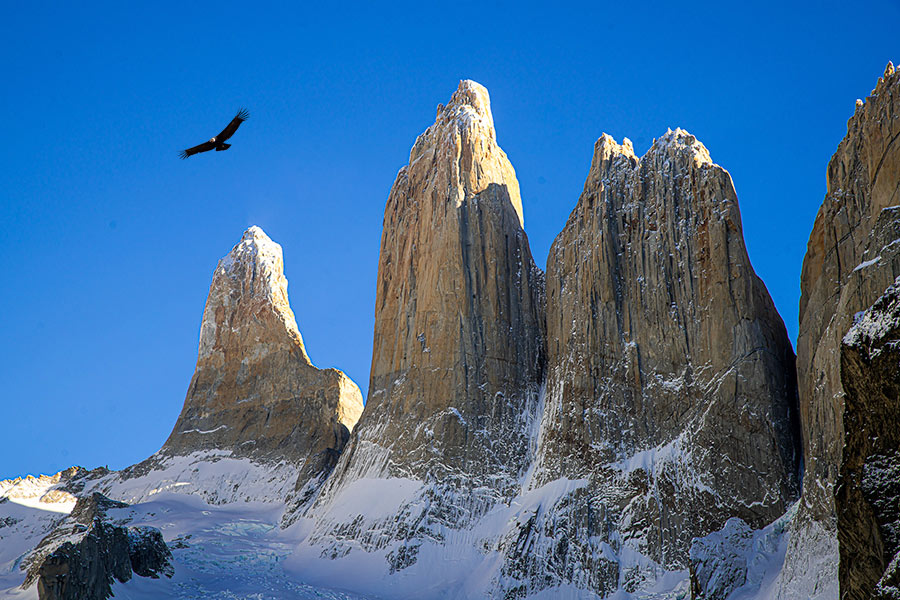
291 81 804 598
161 226 363 476
355 79 544 481
298 79 546 567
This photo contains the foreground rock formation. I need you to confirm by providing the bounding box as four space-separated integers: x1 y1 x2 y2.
778 62 900 600
837 278 900 600
23 493 171 600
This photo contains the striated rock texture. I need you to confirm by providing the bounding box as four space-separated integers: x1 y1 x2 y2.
23 493 171 600
837 277 900 600
352 79 544 483
293 80 545 580
778 62 900 600
502 129 800 595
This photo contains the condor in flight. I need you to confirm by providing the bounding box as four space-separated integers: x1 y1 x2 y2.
179 108 249 159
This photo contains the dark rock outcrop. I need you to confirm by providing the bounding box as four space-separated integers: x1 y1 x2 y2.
779 61 900 599
23 493 172 600
837 277 900 600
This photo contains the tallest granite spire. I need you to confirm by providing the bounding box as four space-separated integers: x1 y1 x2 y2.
290 80 546 589
357 79 544 477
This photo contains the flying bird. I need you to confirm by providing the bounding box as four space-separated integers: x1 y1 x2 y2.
179 108 249 159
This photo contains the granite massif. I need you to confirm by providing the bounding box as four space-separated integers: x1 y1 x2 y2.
5 67 900 600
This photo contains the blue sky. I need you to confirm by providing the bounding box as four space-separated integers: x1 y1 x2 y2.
1 1 898 479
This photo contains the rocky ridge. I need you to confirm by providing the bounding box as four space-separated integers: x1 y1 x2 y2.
777 61 900 600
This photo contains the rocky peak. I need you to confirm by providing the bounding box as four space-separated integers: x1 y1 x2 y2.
291 79 545 580
198 225 308 364
516 126 800 595
408 79 524 226
108 226 366 504
337 78 544 484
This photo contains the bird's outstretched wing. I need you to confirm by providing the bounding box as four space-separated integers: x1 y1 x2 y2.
179 141 217 159
216 108 249 142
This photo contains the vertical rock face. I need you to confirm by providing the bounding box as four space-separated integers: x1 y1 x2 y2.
354 79 544 482
778 62 900 600
507 130 800 594
113 226 363 504
838 278 900 600
293 80 545 582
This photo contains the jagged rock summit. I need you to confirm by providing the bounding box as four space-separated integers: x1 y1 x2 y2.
498 127 801 596
77 226 366 506
311 78 544 491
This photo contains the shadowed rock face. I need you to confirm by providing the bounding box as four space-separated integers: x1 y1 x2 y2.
502 129 800 594
23 493 171 600
778 62 900 600
297 79 545 567
838 278 900 600
159 226 363 479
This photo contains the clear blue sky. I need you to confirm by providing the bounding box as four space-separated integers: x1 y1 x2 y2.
2 1 897 479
